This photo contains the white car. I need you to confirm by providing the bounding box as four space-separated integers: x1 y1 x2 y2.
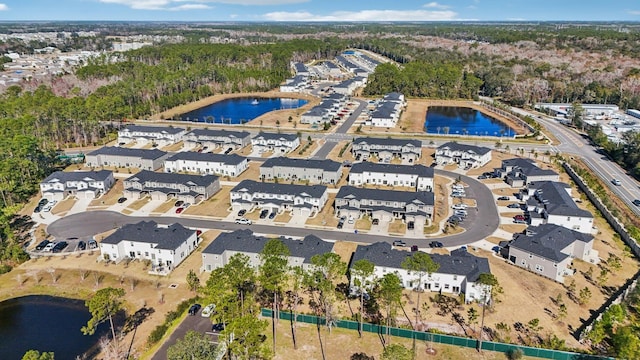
452 204 468 210
201 304 216 317
43 242 57 252
235 218 252 225
611 179 622 186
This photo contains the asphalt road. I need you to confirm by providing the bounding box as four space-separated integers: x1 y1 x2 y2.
312 98 367 160
47 171 498 248
150 311 219 360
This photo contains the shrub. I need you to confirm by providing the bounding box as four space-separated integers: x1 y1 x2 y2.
506 348 524 360
147 323 168 345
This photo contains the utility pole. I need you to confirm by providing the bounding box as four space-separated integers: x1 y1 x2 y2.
478 288 487 352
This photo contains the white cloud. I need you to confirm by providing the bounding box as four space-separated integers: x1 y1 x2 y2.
198 0 308 4
263 9 458 22
629 10 640 15
100 0 307 9
170 3 211 10
423 2 449 9
99 0 171 10
0 3 9 11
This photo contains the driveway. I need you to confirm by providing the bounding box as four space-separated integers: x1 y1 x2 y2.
150 312 218 360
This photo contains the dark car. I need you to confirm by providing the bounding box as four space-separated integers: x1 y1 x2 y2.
117 197 127 204
337 221 344 229
259 209 269 219
34 206 42 213
268 212 276 219
429 241 444 248
52 241 68 253
392 240 406 247
497 196 510 201
38 198 49 207
507 203 521 209
174 200 184 207
211 323 226 332
477 174 488 179
237 209 247 217
188 303 202 316
410 245 419 252
77 241 86 251
224 148 233 154
633 199 640 207
88 239 98 249
35 240 50 251
372 218 379 225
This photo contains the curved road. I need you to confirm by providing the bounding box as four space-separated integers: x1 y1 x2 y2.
47 171 499 248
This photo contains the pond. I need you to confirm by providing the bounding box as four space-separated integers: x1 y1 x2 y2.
0 295 110 359
177 97 308 124
424 106 517 137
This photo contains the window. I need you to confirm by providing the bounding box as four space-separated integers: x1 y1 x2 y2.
529 254 533 259
444 284 450 289
535 264 544 272
521 259 526 266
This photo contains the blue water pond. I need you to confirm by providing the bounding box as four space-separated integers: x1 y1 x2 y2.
178 97 307 124
425 106 516 137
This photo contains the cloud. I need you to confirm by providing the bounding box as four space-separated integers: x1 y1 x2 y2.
198 0 308 4
263 9 458 21
628 10 640 15
170 3 211 10
0 3 8 11
100 0 306 10
423 2 449 9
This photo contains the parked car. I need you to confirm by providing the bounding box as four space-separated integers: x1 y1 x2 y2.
429 241 444 248
451 192 465 198
117 197 127 204
633 199 640 207
492 246 502 253
174 200 184 207
175 207 185 214
34 206 42 213
454 210 467 217
348 217 355 224
201 304 216 318
188 303 202 316
372 218 379 225
497 196 510 201
477 174 488 179
183 203 191 209
235 218 252 225
259 209 269 219
514 215 525 221
52 241 68 253
77 241 86 251
514 219 527 224
88 239 98 249
211 323 226 332
224 148 233 154
410 245 419 252
38 198 49 207
196 230 203 236
35 240 50 251
237 209 247 217
452 204 468 210
507 203 521 209
612 179 622 186
268 212 276 219
43 242 57 252
392 240 406 247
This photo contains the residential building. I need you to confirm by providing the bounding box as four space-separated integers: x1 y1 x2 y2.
182 129 251 150
335 186 434 225
350 242 491 303
434 142 492 168
251 132 300 154
333 76 366 95
201 229 334 272
366 92 406 128
123 170 220 203
100 221 198 274
280 75 309 93
117 125 186 147
260 157 342 184
322 61 342 77
335 55 360 73
348 162 434 191
164 152 248 177
521 181 594 233
506 224 599 283
40 170 115 200
292 62 310 77
85 147 168 170
496 158 559 187
230 179 328 216
352 137 422 163
300 93 347 125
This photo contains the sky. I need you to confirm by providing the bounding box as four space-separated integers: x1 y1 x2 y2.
0 0 639 22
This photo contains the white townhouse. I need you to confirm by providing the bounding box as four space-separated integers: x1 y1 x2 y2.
164 152 248 177
123 170 220 204
435 142 492 168
201 229 334 272
85 147 168 171
280 75 309 93
322 61 342 78
496 158 560 188
230 179 328 216
100 221 198 274
300 94 347 125
260 157 343 184
350 242 491 303
367 92 406 128
506 224 599 283
335 55 360 73
117 125 186 147
335 186 434 226
182 129 251 150
352 137 422 163
251 132 300 154
521 181 594 234
333 76 367 95
40 170 115 200
348 162 434 192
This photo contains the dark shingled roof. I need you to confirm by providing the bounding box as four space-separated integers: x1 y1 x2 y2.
203 229 333 263
261 157 341 172
87 147 167 160
351 242 490 282
165 152 247 166
353 137 421 148
125 170 218 187
502 158 536 169
529 181 592 217
349 162 433 177
42 170 112 183
185 129 250 139
337 186 434 206
510 224 593 262
120 125 185 134
232 179 327 199
437 142 492 155
252 132 298 142
101 221 195 250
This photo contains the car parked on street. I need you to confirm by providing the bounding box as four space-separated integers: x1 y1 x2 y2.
235 218 252 225
429 241 443 248
392 240 406 247
633 199 640 207
612 179 622 186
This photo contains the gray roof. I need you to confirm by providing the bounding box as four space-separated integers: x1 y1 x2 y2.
336 186 434 206
120 125 185 135
502 158 536 169
125 170 218 187
324 61 338 69
529 181 592 218
437 142 492 155
293 62 308 73
42 170 112 183
359 54 380 65
261 157 341 172
87 147 167 160
165 152 247 166
102 221 194 250
510 224 593 262
185 129 250 139
383 92 404 101
522 166 559 178
203 229 333 263
349 162 433 178
253 132 298 142
351 242 490 282
232 179 327 199
354 137 421 148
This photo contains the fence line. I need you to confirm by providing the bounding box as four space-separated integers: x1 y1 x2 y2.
261 309 612 360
